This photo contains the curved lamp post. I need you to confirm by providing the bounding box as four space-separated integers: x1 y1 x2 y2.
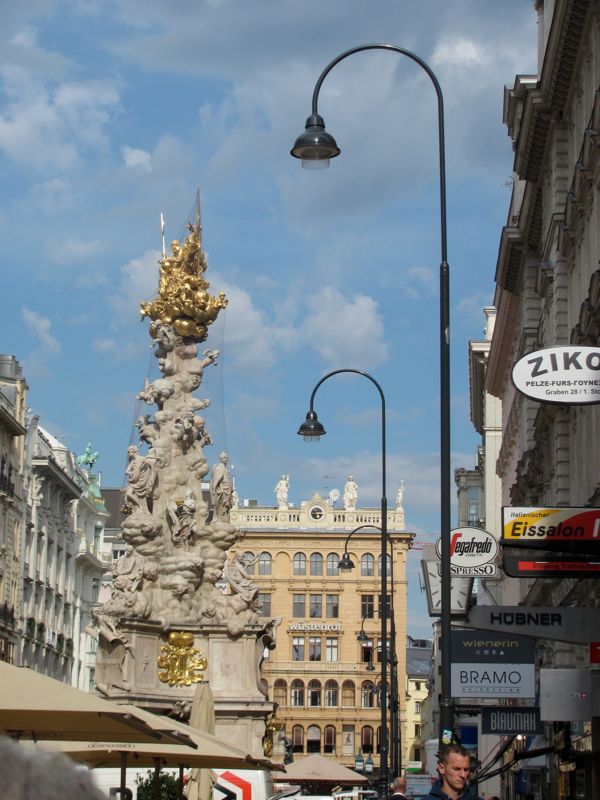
298 368 389 797
291 44 452 752
342 525 401 779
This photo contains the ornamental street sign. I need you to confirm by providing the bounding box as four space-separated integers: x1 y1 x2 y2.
502 506 600 552
504 553 600 578
512 345 600 404
467 606 600 644
481 706 544 735
450 629 535 699
436 527 498 576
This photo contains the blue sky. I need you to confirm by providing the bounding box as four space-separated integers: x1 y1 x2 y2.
1 1 537 635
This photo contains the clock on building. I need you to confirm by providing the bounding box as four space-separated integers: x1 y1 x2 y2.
421 560 473 617
309 504 325 521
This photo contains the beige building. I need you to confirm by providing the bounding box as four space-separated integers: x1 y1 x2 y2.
230 491 413 775
404 638 432 772
0 355 27 665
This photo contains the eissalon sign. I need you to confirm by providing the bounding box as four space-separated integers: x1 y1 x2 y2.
512 345 600 404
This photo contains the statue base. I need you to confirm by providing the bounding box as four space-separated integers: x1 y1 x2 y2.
95 618 275 758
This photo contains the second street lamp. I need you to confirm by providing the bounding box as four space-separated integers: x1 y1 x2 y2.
291 43 453 749
298 368 390 798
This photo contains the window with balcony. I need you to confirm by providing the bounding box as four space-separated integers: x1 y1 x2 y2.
292 637 305 661
308 679 321 707
274 679 287 706
309 637 322 661
361 681 376 708
325 637 338 662
324 680 338 707
341 680 355 707
291 680 305 706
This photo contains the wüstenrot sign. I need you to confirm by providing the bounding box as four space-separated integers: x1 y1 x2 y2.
512 345 600 404
435 526 498 576
502 506 600 551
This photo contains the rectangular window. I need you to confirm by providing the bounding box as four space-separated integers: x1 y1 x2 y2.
292 637 305 661
361 639 373 663
415 681 421 691
378 595 391 617
309 594 322 618
361 594 374 619
376 638 391 663
258 593 271 616
414 723 421 737
293 594 305 618
415 700 422 713
309 637 322 661
325 637 338 662
326 594 339 618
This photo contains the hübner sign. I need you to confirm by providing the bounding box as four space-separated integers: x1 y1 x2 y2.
512 345 600 404
436 527 498 576
467 606 600 644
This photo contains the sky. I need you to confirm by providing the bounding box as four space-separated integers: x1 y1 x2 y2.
0 0 538 636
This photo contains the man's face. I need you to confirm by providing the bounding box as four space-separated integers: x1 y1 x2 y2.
439 753 470 797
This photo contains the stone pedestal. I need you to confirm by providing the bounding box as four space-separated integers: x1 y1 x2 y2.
96 619 274 757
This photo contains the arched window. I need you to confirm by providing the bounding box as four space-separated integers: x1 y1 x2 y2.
293 553 306 576
243 552 255 575
324 679 338 707
341 680 355 707
291 679 305 706
307 725 321 753
378 553 392 577
326 553 339 576
361 553 375 576
308 679 322 707
361 725 374 754
361 681 376 708
292 725 304 753
310 552 323 576
324 725 336 754
258 552 271 575
274 679 287 706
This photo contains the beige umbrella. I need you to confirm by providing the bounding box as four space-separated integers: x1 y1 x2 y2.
186 681 216 800
273 753 368 786
0 662 187 745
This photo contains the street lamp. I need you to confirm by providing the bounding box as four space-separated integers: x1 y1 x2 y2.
342 524 402 779
291 44 452 750
298 368 389 798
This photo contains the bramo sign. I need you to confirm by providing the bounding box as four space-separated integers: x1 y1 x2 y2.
512 345 600 404
436 526 498 576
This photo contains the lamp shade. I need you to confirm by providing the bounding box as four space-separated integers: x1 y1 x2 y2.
291 114 340 168
339 552 355 571
297 411 326 440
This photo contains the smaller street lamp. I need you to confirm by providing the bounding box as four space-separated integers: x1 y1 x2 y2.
365 754 374 775
355 751 365 772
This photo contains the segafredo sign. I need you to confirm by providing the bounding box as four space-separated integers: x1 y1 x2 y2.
436 527 498 576
512 345 600 404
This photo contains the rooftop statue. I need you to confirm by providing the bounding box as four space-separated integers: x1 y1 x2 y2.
77 442 98 471
275 474 289 509
343 475 359 511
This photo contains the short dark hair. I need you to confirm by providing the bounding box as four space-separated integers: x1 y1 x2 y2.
438 743 470 764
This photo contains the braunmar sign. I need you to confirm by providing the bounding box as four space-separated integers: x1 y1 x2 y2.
450 629 535 698
467 606 600 644
512 345 600 404
436 526 498 576
502 506 600 551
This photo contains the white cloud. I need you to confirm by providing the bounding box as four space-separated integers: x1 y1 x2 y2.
431 36 488 68
122 145 152 171
49 237 105 264
302 287 388 368
109 250 161 325
21 306 61 378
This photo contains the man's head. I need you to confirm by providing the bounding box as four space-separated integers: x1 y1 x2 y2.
438 744 471 798
390 776 407 794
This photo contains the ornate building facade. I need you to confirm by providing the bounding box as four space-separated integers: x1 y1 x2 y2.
230 488 413 775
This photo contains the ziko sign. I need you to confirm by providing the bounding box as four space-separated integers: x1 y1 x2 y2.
436 527 498 576
512 345 600 404
503 506 600 551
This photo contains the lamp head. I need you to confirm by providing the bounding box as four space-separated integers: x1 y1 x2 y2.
298 410 326 441
366 661 376 672
356 629 369 643
290 114 341 169
339 552 355 571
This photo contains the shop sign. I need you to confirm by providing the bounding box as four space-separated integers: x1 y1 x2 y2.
467 605 600 644
502 506 600 551
540 669 592 721
287 622 342 632
435 527 498 576
451 629 535 698
481 706 543 735
512 345 600 404
590 642 600 664
504 554 600 578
